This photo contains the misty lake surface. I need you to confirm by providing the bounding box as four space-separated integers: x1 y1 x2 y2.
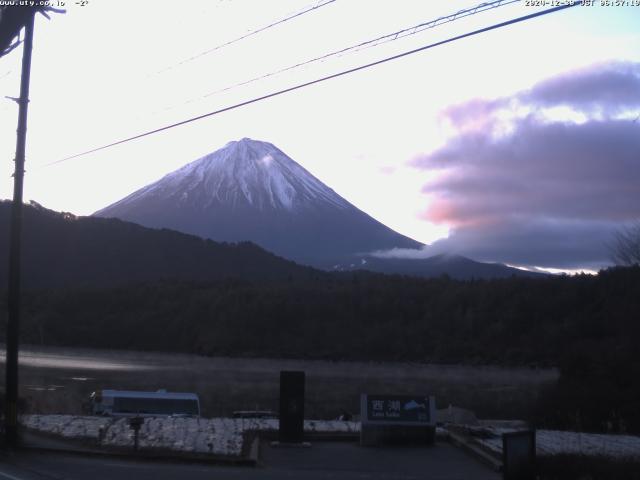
0 345 558 419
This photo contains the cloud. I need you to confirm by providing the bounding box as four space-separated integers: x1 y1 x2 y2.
372 220 615 271
419 120 640 226
409 61 640 270
371 246 434 260
523 61 640 115
438 98 508 134
426 219 618 271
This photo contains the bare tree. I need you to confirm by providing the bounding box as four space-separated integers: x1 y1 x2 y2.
610 222 640 266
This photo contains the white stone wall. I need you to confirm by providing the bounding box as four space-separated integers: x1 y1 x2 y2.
20 415 359 457
474 426 640 460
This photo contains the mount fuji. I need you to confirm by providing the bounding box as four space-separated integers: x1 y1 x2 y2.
95 138 422 267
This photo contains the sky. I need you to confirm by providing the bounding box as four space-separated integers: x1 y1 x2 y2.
1 0 639 272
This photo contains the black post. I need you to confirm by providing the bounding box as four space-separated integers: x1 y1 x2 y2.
503 430 536 480
128 416 144 451
279 371 305 443
5 10 35 448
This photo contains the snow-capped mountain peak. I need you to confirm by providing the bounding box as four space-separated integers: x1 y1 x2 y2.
95 138 422 266
122 138 348 212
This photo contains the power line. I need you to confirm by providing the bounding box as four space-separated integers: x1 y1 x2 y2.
45 3 578 167
199 0 520 101
153 0 337 76
154 0 520 115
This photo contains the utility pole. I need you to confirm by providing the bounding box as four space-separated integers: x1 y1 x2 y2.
5 9 35 448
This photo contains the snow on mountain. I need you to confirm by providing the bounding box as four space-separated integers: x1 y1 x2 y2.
106 138 349 213
95 138 423 267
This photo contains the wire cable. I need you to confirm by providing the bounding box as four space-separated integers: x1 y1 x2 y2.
153 0 337 76
200 0 520 100
45 3 578 167
153 0 520 114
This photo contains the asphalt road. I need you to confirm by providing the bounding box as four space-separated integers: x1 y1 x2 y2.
0 441 499 480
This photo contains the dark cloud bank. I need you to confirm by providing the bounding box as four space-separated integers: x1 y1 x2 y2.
413 61 640 271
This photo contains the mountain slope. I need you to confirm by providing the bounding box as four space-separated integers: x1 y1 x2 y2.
94 138 422 267
0 201 319 290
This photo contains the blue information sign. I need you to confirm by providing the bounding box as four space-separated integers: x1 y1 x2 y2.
361 394 435 426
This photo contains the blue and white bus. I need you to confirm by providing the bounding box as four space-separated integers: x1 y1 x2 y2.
90 389 200 417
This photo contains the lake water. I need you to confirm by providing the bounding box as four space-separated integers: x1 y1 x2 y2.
0 345 558 419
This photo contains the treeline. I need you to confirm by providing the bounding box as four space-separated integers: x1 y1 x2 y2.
2 266 640 432
6 266 638 365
